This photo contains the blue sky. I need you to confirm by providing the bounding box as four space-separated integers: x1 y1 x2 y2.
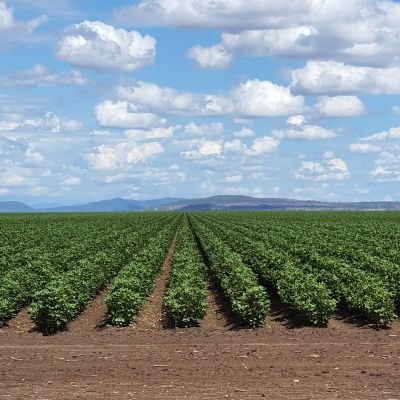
1 0 400 205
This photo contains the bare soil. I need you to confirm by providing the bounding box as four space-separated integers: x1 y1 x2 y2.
134 234 177 330
1 239 400 399
1 316 399 400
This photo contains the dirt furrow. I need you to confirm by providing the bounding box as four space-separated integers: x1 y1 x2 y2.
1 308 36 334
133 234 177 330
65 284 112 334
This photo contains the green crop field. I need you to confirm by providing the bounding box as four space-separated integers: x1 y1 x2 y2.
1 211 399 333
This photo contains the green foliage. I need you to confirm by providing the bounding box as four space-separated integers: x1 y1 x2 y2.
191 218 270 327
105 223 177 326
25 213 179 333
164 219 207 327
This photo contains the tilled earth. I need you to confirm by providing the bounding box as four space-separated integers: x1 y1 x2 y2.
1 246 400 400
1 306 400 399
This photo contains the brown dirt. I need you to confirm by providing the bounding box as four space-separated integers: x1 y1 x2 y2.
66 284 111 333
0 317 399 399
1 240 400 399
134 235 177 330
201 277 239 330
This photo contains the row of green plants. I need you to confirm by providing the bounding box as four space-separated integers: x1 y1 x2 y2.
105 220 179 326
201 212 397 326
30 215 178 333
0 213 174 329
164 217 208 327
195 214 336 326
233 212 400 303
189 217 269 327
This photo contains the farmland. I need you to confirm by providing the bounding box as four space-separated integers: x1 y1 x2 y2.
1 211 400 399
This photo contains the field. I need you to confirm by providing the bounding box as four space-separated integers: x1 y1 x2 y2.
1 211 400 399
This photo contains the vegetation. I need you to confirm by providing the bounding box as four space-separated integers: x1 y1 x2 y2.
0 211 399 333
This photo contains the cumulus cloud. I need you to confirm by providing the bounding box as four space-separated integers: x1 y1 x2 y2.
116 1 400 68
272 116 335 140
287 115 306 127
349 143 382 153
184 122 224 137
114 79 303 118
61 176 81 186
370 150 400 182
114 0 302 30
0 111 83 133
295 152 350 181
57 21 156 72
188 44 233 69
314 96 365 117
245 136 280 156
95 101 164 129
233 127 255 138
125 125 179 140
231 80 304 117
116 81 232 116
0 1 48 44
84 141 164 170
273 125 335 140
224 174 243 183
361 127 400 141
181 140 223 159
291 61 400 95
1 64 87 87
224 139 246 153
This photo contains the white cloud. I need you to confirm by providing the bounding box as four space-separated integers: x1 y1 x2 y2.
188 44 233 69
361 127 400 141
272 116 335 140
95 101 164 129
231 80 304 117
224 174 242 183
114 1 301 29
291 61 400 95
84 141 164 170
287 115 306 127
0 111 82 133
246 136 280 156
116 81 232 116
224 139 246 153
198 141 223 156
314 96 365 117
25 144 44 163
115 79 303 117
369 149 400 182
233 127 255 138
219 26 318 59
125 125 179 140
184 122 224 136
295 153 350 181
116 1 400 68
57 21 156 72
349 143 382 153
273 124 335 140
0 1 13 29
61 176 81 186
0 0 48 43
1 64 87 87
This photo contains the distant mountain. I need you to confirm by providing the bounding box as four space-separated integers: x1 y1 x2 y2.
2 195 400 213
31 202 63 209
0 201 34 213
159 195 400 211
38 197 184 212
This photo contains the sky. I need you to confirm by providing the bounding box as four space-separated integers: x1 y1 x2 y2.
1 0 400 205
